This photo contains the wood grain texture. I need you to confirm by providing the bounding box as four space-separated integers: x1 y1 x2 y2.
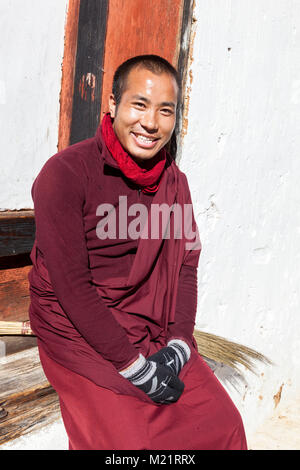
0 385 60 445
100 0 184 118
0 211 35 258
175 0 194 143
0 347 60 445
0 347 47 400
0 265 31 322
0 211 33 322
69 0 109 144
58 0 81 151
0 336 37 358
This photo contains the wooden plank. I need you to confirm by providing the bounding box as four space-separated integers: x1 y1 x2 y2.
0 211 35 258
177 0 194 98
0 265 31 322
0 347 60 445
0 384 60 445
69 0 109 145
175 0 195 144
58 0 81 152
0 253 32 269
0 211 33 322
100 0 184 119
0 336 37 358
0 347 48 401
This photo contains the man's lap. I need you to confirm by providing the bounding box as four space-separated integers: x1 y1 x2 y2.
38 341 247 450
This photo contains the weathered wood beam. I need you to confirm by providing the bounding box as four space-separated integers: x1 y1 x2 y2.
0 336 37 358
69 0 109 145
0 265 31 322
0 347 48 402
0 347 60 445
0 211 35 258
0 384 60 445
58 0 81 152
0 211 33 322
175 0 195 147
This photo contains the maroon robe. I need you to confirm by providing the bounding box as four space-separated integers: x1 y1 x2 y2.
28 124 247 449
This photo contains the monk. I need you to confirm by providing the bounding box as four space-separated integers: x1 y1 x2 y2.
28 55 247 450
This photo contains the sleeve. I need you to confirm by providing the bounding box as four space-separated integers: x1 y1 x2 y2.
166 172 201 349
166 264 198 349
32 157 139 371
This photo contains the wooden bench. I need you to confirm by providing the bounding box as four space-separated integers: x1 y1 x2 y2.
0 210 60 446
0 347 61 445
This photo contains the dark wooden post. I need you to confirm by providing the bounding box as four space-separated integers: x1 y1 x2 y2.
69 0 109 145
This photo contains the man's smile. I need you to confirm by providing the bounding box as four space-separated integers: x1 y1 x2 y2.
130 131 160 149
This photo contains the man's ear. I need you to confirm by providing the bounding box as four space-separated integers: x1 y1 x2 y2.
109 94 117 118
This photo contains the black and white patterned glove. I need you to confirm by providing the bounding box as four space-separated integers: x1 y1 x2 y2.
120 354 184 404
147 339 191 376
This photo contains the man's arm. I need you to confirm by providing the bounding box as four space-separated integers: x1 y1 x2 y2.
148 174 201 373
147 255 199 377
166 263 198 349
166 175 201 350
32 156 139 371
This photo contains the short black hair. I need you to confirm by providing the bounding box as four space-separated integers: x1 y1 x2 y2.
112 54 181 106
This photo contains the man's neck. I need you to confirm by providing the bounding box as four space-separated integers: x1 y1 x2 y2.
130 153 161 170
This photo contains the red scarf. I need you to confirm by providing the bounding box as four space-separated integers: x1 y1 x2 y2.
101 113 166 194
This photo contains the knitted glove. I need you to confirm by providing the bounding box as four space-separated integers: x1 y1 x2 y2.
147 339 191 376
119 354 184 404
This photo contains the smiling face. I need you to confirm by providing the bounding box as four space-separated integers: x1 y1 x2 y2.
108 66 178 164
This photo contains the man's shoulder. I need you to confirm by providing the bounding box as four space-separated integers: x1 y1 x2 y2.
31 137 103 201
167 157 189 186
51 137 99 169
37 137 101 180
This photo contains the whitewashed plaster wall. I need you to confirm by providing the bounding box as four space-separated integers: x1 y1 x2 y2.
180 0 300 437
0 0 68 210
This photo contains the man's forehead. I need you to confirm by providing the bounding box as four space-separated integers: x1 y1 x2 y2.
123 66 178 99
131 93 176 108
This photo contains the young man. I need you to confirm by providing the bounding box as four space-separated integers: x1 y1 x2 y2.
28 55 247 450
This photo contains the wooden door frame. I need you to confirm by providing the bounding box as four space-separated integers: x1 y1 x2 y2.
58 0 194 155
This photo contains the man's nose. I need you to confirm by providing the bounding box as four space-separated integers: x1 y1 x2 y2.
140 109 158 132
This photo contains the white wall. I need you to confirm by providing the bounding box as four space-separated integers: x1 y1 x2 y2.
180 0 300 436
0 0 68 210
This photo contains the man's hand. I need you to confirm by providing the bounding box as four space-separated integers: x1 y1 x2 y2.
147 339 191 376
119 354 184 404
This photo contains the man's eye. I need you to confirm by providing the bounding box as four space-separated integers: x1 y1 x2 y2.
133 102 146 108
161 108 173 115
